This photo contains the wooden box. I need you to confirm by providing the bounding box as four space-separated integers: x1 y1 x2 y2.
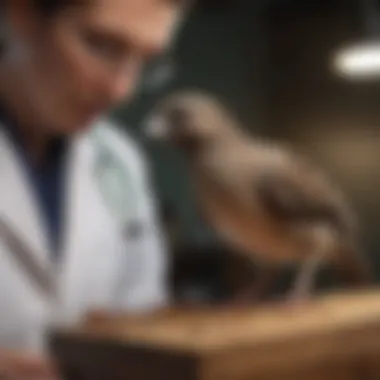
49 289 380 380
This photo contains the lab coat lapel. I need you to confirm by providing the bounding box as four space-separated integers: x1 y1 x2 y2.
58 131 120 322
0 128 51 270
0 124 122 324
56 134 92 321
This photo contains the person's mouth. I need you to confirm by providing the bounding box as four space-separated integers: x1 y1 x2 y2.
81 104 104 122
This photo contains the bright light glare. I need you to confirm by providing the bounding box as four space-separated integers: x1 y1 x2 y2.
333 42 380 79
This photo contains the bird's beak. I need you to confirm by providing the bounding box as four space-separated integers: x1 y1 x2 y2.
143 114 169 140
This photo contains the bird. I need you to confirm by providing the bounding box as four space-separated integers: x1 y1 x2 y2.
144 89 373 305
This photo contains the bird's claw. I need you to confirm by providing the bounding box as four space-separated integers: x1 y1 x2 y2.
279 290 314 312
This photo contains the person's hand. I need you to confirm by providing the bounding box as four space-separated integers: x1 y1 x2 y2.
0 349 58 380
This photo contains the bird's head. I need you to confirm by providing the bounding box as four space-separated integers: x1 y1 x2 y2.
144 90 232 152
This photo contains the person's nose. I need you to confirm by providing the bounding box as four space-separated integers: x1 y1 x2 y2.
103 63 142 106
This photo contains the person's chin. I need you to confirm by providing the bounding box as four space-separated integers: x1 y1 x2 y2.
66 115 99 134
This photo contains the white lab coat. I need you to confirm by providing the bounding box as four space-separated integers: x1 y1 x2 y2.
0 118 169 354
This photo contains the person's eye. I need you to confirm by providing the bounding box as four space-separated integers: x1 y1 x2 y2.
81 31 123 60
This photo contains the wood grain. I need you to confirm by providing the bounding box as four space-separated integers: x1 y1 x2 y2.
50 288 380 380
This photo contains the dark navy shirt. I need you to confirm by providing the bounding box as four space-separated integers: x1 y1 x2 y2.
1 106 69 258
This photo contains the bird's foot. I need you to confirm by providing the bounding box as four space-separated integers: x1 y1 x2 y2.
287 294 312 308
278 289 315 313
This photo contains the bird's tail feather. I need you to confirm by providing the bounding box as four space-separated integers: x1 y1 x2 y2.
332 243 373 287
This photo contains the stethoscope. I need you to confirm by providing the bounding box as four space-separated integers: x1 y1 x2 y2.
91 126 146 302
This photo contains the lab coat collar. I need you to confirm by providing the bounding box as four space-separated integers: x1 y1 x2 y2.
0 126 89 289
0 126 52 272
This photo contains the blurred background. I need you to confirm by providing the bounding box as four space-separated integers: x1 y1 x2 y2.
110 0 380 305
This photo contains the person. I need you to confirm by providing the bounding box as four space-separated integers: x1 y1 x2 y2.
0 0 189 378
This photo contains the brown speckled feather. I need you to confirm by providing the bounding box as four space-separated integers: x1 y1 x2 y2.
191 137 356 265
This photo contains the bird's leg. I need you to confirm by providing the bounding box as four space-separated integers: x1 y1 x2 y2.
287 248 327 306
284 225 334 309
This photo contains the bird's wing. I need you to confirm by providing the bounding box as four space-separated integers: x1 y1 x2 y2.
256 161 352 234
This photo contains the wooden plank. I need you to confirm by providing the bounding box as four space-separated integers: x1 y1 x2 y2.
50 288 380 380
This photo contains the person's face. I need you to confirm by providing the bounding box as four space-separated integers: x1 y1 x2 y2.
6 0 182 134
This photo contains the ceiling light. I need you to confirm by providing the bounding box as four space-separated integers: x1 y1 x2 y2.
334 41 380 79
333 0 380 80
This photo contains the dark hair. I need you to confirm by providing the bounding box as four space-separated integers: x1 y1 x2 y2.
33 0 83 16
33 0 190 16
